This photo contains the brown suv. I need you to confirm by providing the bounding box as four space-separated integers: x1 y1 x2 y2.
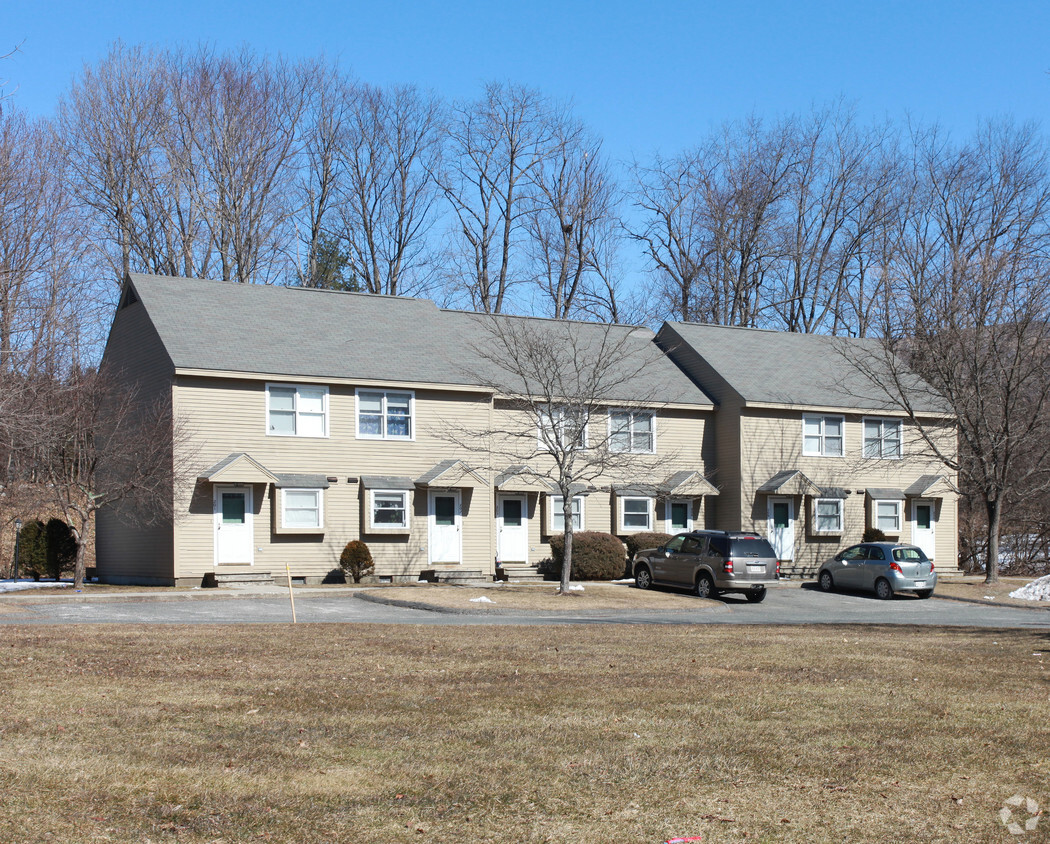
633 530 780 602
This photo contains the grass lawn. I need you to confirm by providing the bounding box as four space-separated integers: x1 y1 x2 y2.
0 624 1047 843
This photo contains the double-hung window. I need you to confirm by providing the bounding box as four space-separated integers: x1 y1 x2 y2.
619 496 653 532
813 498 843 533
863 418 902 459
874 499 901 532
609 410 654 453
539 406 588 452
357 390 413 440
550 495 584 532
267 384 328 437
371 490 409 529
281 489 323 530
802 414 844 457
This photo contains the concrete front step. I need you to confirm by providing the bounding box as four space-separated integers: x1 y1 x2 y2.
435 569 489 584
214 572 274 585
500 566 546 582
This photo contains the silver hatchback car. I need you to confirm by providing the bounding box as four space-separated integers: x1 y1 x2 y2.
818 542 936 599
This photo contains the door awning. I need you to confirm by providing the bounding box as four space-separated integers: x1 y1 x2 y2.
904 475 957 497
661 470 719 497
758 469 821 496
198 453 279 485
415 459 488 488
493 465 553 492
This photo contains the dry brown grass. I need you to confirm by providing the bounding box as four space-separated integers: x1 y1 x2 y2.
934 576 1050 608
0 624 1047 843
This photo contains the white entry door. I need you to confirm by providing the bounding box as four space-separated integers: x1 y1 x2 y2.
911 500 936 561
497 495 528 563
767 497 795 561
429 490 462 564
214 487 253 565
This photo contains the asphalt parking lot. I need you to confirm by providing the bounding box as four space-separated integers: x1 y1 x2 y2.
1 582 1048 628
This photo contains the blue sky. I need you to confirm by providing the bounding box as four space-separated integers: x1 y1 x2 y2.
4 1 1048 164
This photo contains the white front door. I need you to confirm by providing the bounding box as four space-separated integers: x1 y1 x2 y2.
911 500 937 561
497 495 528 563
429 490 462 564
767 497 795 561
214 487 253 565
666 498 693 533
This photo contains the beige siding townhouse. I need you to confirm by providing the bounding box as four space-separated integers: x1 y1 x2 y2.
96 274 717 586
656 322 959 577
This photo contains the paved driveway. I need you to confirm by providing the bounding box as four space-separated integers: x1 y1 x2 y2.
1 584 1048 628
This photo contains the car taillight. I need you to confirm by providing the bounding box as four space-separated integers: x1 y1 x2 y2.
723 559 734 573
929 561 935 572
890 561 903 574
776 560 781 577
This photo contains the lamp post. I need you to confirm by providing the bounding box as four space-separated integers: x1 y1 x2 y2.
12 518 21 582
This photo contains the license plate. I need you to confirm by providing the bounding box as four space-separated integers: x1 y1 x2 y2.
914 581 926 588
747 564 766 574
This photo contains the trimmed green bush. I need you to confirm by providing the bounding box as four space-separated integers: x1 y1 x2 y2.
862 527 888 543
547 532 626 581
339 540 374 583
17 520 47 580
623 531 673 560
45 519 77 580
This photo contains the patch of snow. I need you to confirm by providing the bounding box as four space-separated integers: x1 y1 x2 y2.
469 596 495 603
0 579 72 594
1009 574 1050 602
984 596 996 601
566 584 584 591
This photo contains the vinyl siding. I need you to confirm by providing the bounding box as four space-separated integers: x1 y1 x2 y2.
94 297 177 583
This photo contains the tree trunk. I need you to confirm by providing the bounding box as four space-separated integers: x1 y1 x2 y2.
984 496 1001 585
560 496 574 594
72 515 92 590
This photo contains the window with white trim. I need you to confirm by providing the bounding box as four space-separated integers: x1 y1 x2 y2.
874 499 901 532
802 414 844 457
863 418 902 459
281 488 323 530
538 406 589 451
609 410 654 453
357 390 413 440
371 490 409 529
813 498 843 533
550 495 584 532
619 496 654 532
267 384 328 437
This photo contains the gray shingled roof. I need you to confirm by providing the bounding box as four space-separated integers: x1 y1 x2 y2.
125 274 710 406
662 322 947 413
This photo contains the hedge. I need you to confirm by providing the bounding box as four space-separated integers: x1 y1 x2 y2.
546 531 626 581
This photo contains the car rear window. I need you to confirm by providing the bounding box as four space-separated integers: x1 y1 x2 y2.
893 547 929 562
729 538 776 558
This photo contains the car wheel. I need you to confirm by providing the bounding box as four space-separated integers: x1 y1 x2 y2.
818 571 834 593
745 586 766 603
635 565 652 590
916 589 933 599
875 578 893 600
694 572 716 599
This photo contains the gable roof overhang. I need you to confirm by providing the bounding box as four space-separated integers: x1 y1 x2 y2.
493 466 553 493
661 470 719 497
415 459 488 489
198 453 280 485
757 469 822 496
904 475 958 498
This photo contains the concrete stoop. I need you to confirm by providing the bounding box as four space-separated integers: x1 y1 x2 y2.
499 565 546 582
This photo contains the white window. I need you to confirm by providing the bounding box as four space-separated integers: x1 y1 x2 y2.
281 489 323 530
802 414 844 457
371 490 409 529
666 499 692 532
357 390 414 440
267 384 328 437
813 498 843 533
863 418 902 459
874 499 901 532
619 496 653 532
539 406 589 451
609 410 655 453
550 495 584 532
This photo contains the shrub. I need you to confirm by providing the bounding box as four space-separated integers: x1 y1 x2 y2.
17 520 47 580
339 540 374 583
547 532 626 581
862 527 888 543
623 531 673 560
45 519 77 580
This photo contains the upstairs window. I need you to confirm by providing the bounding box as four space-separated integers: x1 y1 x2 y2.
267 384 328 437
538 406 589 452
609 410 655 453
802 414 844 457
357 390 414 440
863 418 902 459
